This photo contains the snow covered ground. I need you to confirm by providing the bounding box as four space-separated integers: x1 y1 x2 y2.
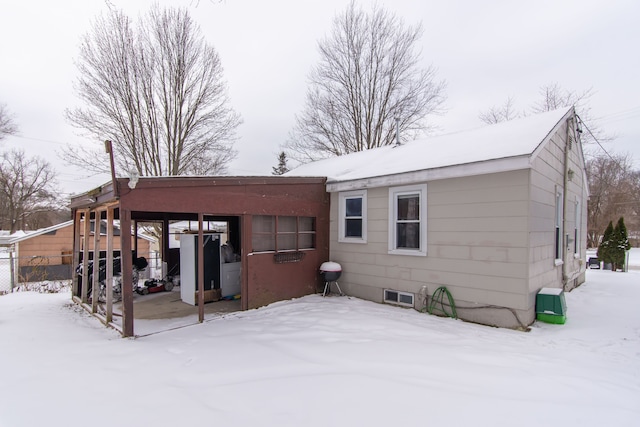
1 258 639 426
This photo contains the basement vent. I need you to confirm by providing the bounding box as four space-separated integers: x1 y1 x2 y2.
273 251 305 264
384 289 414 307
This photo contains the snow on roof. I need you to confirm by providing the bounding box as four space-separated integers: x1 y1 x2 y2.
0 221 74 245
0 220 157 245
286 107 572 185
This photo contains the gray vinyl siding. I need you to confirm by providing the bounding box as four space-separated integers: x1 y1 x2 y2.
330 170 532 317
528 120 587 294
327 112 587 328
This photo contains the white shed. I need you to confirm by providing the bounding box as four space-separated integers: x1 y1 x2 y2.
287 107 588 328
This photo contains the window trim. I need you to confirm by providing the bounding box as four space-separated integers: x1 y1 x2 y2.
338 190 367 243
574 197 581 258
388 184 427 256
384 289 415 307
554 188 564 264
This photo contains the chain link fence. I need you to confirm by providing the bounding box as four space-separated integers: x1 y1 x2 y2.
0 251 17 294
0 250 161 295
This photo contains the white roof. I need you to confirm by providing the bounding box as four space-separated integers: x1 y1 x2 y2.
0 220 74 245
0 219 157 245
286 107 573 191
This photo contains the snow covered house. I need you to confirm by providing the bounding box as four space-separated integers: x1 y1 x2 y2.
287 107 588 328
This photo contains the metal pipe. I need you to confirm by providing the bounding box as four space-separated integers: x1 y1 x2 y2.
562 113 573 289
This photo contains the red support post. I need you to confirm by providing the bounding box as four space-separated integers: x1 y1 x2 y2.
120 208 134 337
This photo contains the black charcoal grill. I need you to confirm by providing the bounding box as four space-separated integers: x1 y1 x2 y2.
319 261 343 296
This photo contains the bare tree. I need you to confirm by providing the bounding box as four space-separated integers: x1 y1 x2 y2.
530 83 594 114
586 153 640 248
479 87 637 246
478 96 520 124
286 1 446 162
0 150 59 233
0 104 18 141
479 83 614 157
479 84 595 124
64 5 241 177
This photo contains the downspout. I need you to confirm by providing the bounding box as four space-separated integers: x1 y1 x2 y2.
562 114 573 290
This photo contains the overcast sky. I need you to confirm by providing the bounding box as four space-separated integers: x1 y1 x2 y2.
1 0 638 197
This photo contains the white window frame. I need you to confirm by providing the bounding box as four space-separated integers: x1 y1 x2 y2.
384 289 415 307
574 197 581 258
554 188 564 265
338 190 367 243
388 184 427 256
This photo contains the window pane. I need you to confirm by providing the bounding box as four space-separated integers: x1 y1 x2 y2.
345 219 362 237
299 233 315 249
252 215 275 252
385 290 398 302
277 234 296 251
252 235 275 252
253 215 274 233
397 195 419 220
345 197 362 217
278 216 297 233
397 223 420 249
299 217 315 232
399 294 413 304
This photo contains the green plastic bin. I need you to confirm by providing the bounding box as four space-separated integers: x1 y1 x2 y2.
536 288 567 324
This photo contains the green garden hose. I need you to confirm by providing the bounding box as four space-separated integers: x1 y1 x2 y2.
428 286 457 319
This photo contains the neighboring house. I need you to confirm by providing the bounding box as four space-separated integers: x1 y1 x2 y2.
287 107 588 328
0 220 154 284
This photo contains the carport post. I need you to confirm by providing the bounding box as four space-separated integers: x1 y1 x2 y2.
81 210 91 304
105 207 114 323
198 213 204 323
72 210 82 297
91 210 101 313
241 214 252 311
120 208 134 337
162 218 170 270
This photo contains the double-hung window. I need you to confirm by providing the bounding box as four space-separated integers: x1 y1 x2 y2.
574 198 581 257
338 190 367 243
388 184 427 256
554 188 563 264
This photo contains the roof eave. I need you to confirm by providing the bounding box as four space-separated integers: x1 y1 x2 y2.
3 220 75 244
326 155 532 192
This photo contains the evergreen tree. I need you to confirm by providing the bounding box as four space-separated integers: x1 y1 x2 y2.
597 221 614 268
272 151 290 176
612 217 631 271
